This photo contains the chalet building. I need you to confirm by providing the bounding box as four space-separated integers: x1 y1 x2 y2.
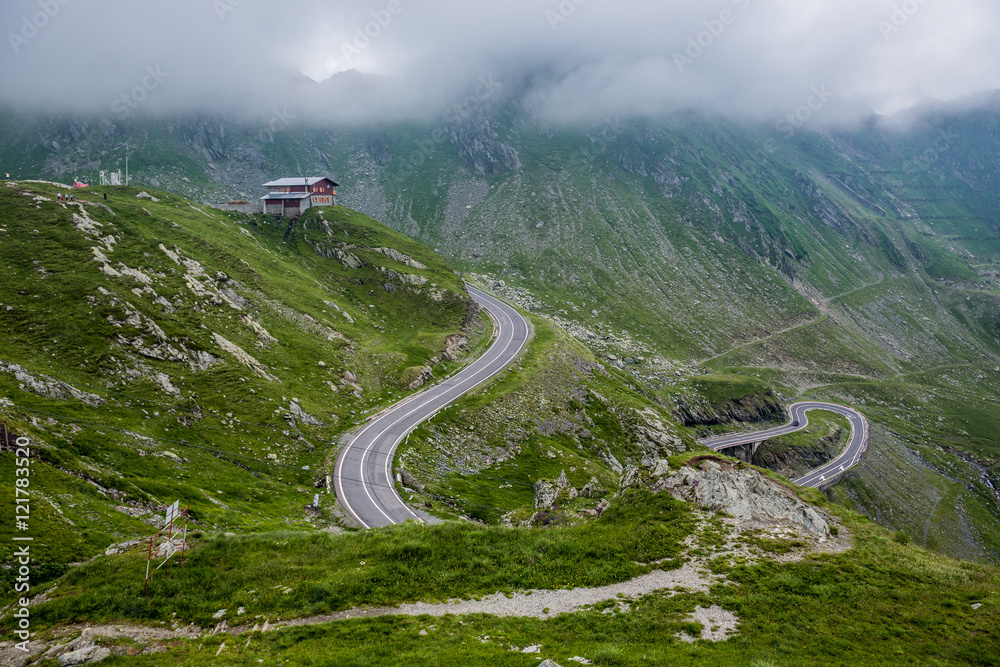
261 177 339 217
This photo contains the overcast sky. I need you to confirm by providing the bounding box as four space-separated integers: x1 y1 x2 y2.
0 0 997 125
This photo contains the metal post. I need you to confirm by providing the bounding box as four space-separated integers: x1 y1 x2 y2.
145 536 153 597
180 505 189 562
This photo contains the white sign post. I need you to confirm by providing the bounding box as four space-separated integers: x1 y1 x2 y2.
165 500 180 525
144 500 188 596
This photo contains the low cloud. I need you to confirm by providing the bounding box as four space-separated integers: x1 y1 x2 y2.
0 0 997 126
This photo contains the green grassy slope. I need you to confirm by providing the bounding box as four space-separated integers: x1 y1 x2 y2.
2 94 999 564
0 181 479 584
395 316 694 524
0 178 998 665
7 479 999 666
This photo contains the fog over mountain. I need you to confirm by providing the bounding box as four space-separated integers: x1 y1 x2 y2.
1 0 998 125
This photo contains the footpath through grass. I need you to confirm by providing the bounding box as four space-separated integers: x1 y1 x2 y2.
43 516 1000 667
14 489 695 631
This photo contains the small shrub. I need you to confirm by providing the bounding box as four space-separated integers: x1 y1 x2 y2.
893 530 910 545
592 645 626 665
680 621 703 637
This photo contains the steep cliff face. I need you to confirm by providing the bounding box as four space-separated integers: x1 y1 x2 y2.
752 425 844 480
672 391 786 428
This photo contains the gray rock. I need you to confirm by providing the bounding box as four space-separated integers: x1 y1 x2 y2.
534 470 578 508
623 460 830 539
104 538 145 556
322 246 364 269
407 366 434 391
58 646 111 665
372 246 428 270
539 660 563 667
0 361 105 406
441 334 469 362
399 469 424 493
288 400 322 426
579 477 605 498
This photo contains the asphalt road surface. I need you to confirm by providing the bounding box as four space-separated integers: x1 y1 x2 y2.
334 285 530 528
698 401 869 488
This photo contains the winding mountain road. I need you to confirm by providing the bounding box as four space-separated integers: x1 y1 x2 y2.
698 401 869 487
335 288 866 528
334 285 530 528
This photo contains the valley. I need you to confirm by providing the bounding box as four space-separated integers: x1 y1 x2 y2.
1 93 999 664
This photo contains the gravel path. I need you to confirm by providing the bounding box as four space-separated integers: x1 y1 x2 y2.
230 559 718 636
390 559 714 619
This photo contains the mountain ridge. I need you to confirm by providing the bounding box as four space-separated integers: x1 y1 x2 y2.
1 86 999 564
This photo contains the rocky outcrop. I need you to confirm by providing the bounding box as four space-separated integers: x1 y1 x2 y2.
211 333 277 381
0 362 104 406
579 477 606 498
241 315 278 347
447 115 522 176
372 247 427 270
622 458 830 539
313 244 364 269
534 471 578 509
407 366 434 391
58 645 111 665
323 300 356 325
634 408 686 458
673 392 785 427
441 335 468 362
287 399 322 426
377 266 428 286
534 471 607 508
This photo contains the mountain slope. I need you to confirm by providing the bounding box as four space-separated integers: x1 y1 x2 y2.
1 89 999 563
0 181 481 578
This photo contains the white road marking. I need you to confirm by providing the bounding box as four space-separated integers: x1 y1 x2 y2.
701 401 868 488
336 287 530 528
